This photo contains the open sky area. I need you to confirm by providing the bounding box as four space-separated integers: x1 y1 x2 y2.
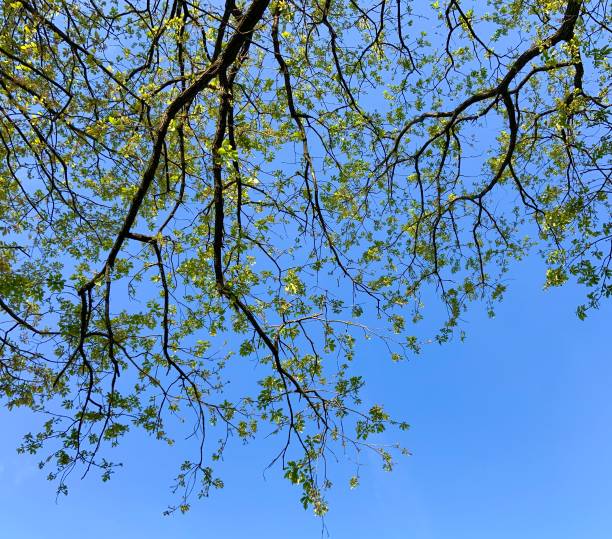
0 2 609 537
2 252 610 538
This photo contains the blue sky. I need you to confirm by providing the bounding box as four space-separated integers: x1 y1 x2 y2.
1 252 610 538
1 1 609 536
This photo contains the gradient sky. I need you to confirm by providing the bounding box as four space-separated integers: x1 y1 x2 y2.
1 250 610 538
2 1 610 536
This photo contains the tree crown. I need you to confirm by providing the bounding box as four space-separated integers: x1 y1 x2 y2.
0 0 609 514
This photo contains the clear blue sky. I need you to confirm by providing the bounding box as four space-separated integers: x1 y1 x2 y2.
1 252 610 538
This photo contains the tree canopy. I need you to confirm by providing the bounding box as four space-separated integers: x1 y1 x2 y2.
0 0 609 515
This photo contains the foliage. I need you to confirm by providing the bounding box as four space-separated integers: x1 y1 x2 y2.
0 0 609 514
